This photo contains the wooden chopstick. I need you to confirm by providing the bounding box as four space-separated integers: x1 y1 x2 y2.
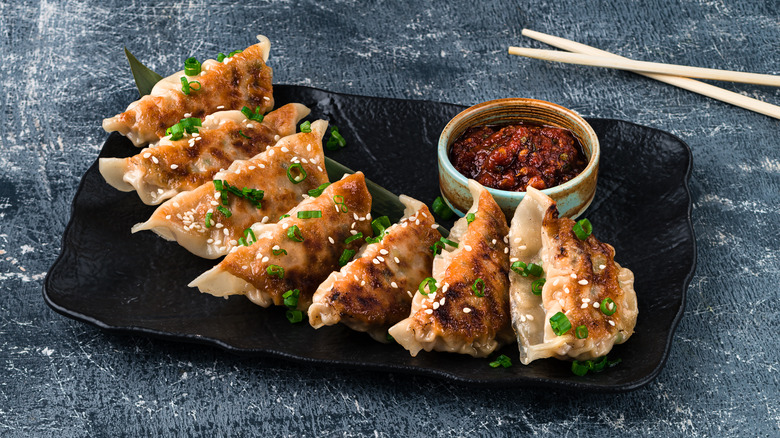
508 46 780 87
517 29 780 120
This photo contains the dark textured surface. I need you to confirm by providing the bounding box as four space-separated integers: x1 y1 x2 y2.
1 0 778 436
44 87 694 392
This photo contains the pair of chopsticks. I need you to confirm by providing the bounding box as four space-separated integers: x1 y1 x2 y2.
510 29 780 120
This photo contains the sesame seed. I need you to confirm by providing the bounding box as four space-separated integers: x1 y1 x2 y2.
248 165 256 170
235 168 241 174
143 152 151 158
268 150 274 156
353 213 359 220
407 291 413 298
165 215 171 220
492 239 497 245
242 265 248 270
152 156 159 164
306 144 312 151
366 213 372 220
361 280 366 286
442 283 449 293
564 287 570 293
391 282 398 288
526 314 534 321
259 164 265 168
350 230 358 235
581 303 588 309
214 192 221 199
173 202 180 208
519 245 527 250
274 135 280 141
553 279 559 286
510 257 518 262
229 239 237 245
216 105 225 109
372 258 380 265
520 315 526 322
578 279 589 285
513 237 522 243
215 223 223 229
608 320 616 326
571 273 578 279
281 146 289 153
593 302 600 308
264 96 271 101
464 245 472 252
317 166 323 172
246 123 254 129
463 308 472 313
439 297 446 305
431 224 439 229
210 201 219 206
504 247 509 254
503 236 509 243
184 113 191 118
582 298 591 303
207 238 214 243
282 223 289 229
223 229 229 235
432 302 440 310
262 256 269 263
328 237 334 244
379 249 389 255
394 257 400 264
599 264 606 270
377 256 384 262
425 309 434 314
415 219 420 225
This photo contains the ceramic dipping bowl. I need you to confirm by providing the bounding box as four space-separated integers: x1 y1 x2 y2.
437 98 600 219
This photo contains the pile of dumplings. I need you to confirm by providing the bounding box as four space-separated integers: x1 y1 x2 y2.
101 35 638 367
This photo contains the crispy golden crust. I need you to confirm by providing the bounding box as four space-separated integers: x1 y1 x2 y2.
541 207 628 341
105 41 273 146
390 183 512 357
217 173 373 308
311 201 441 336
110 104 304 202
133 121 329 259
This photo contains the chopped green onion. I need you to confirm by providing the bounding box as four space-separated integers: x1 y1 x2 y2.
386 333 395 343
466 213 476 224
286 163 307 184
244 228 256 245
430 241 444 255
431 196 454 220
237 237 248 246
344 233 363 244
325 126 347 150
549 312 571 336
286 225 304 242
308 183 330 197
472 278 485 297
216 206 232 218
167 117 201 140
239 130 250 139
216 52 226 62
180 77 201 95
213 180 224 191
228 49 243 57
365 236 382 244
272 248 288 256
572 218 593 240
510 261 544 277
286 309 303 323
489 354 513 368
531 278 545 295
333 195 348 213
279 214 290 220
184 57 201 76
571 360 590 376
575 325 589 339
240 106 264 122
297 210 322 219
204 212 213 228
283 289 300 309
439 237 458 248
167 122 185 141
571 356 621 376
600 297 617 316
266 264 284 279
339 249 356 266
418 277 437 296
299 121 312 133
371 216 391 237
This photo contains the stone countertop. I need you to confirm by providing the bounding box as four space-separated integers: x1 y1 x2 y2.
1 0 777 436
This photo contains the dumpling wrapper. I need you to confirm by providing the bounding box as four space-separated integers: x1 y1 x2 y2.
100 103 309 205
103 35 274 147
189 172 373 309
389 180 513 358
131 120 330 259
309 196 441 342
509 187 638 365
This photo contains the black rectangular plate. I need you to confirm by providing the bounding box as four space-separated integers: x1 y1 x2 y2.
44 85 695 391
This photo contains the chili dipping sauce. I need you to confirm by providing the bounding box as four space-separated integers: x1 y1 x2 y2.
449 123 588 191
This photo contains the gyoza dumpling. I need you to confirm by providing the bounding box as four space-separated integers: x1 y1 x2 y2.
189 172 373 309
131 120 330 259
509 187 638 364
388 180 513 358
309 196 441 342
103 35 274 147
100 103 309 205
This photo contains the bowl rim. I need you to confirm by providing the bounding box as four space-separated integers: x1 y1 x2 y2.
437 97 601 201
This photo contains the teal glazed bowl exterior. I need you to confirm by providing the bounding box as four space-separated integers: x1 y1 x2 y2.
438 98 600 219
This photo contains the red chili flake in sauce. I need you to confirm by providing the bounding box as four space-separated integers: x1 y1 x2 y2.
449 123 588 191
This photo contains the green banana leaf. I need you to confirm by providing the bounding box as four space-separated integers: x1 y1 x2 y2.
123 48 445 231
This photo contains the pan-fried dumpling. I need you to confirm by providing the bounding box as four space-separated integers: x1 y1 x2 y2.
189 172 373 309
509 187 638 365
103 35 274 147
309 195 441 342
100 103 309 205
131 120 330 259
388 180 513 358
